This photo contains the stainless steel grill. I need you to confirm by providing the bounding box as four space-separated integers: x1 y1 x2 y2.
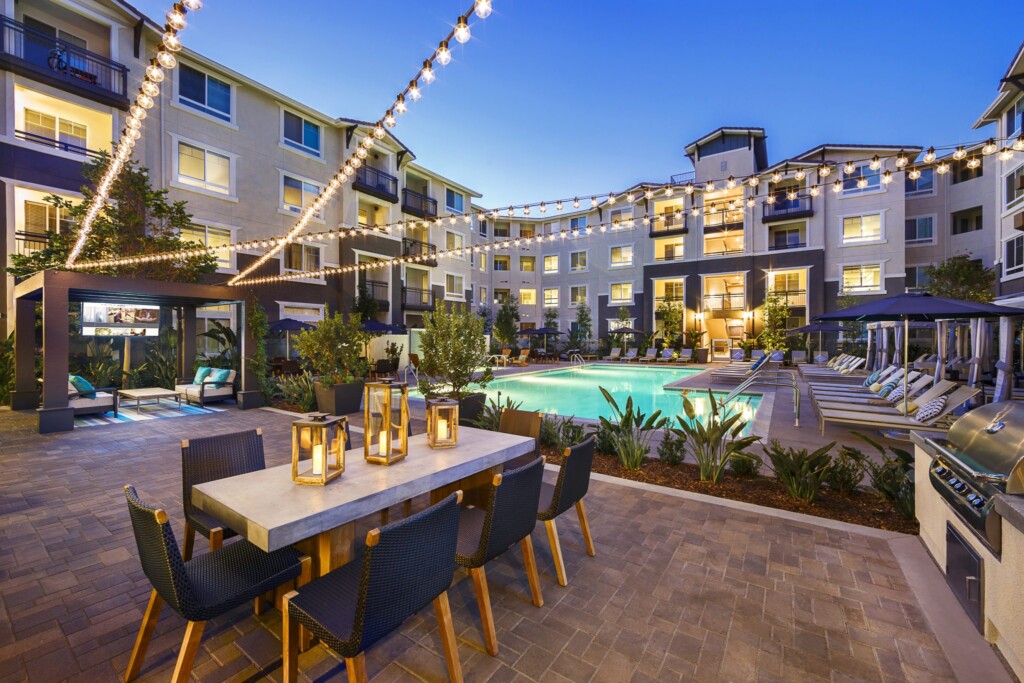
922 401 1024 554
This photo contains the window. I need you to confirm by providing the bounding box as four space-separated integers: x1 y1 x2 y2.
478 219 488 236
520 224 535 239
180 223 232 268
610 282 633 303
1006 165 1024 209
770 271 801 294
951 207 983 235
570 216 587 235
610 209 632 230
570 251 587 272
841 165 881 195
654 237 685 260
493 255 510 271
284 243 321 272
283 175 322 218
445 188 464 214
177 142 230 194
196 305 234 356
906 266 931 289
951 159 983 184
769 225 804 250
445 231 464 254
519 289 536 305
842 214 881 244
543 288 559 307
520 256 536 272
610 245 634 267
842 264 882 293
445 273 464 299
24 109 87 150
494 289 511 304
1007 96 1024 138
543 254 558 273
904 168 934 196
23 200 73 235
281 303 324 321
570 286 588 306
494 222 510 238
478 254 486 272
905 217 934 245
544 222 558 236
282 110 321 156
1006 236 1024 277
179 64 231 121
478 286 488 305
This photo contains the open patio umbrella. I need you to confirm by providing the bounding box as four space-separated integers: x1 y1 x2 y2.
789 321 846 363
269 317 315 357
533 326 565 353
360 319 406 335
815 292 1019 415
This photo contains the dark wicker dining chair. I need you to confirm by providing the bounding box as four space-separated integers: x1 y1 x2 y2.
537 436 596 586
283 492 464 683
123 486 309 683
499 407 542 470
456 457 545 656
180 428 266 561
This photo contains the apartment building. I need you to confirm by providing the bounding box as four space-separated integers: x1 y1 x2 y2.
0 0 480 338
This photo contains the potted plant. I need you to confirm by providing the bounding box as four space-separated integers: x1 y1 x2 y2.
294 310 370 415
685 328 708 364
416 304 493 424
384 340 403 373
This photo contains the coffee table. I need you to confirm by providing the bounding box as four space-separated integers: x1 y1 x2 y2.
119 387 182 411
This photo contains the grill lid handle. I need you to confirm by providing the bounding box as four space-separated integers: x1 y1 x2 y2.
925 437 1009 484
986 420 1005 434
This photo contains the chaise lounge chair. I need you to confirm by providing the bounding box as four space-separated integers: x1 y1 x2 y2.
816 385 979 434
603 348 621 362
512 349 531 366
634 348 657 363
619 348 638 362
655 349 675 363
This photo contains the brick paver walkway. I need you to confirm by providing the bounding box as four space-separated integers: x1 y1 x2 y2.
0 406 960 682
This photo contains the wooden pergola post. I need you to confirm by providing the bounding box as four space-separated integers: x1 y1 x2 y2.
236 293 263 410
39 284 73 434
178 305 197 382
11 297 39 411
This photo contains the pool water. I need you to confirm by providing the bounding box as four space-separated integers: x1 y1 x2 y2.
444 365 762 426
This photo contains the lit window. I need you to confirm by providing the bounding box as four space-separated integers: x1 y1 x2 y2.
445 188 464 213
284 243 321 272
179 223 232 268
23 200 74 235
445 274 464 298
570 251 587 272
282 110 321 156
543 254 558 273
842 214 881 243
281 304 324 322
493 255 510 271
841 165 881 195
283 175 322 218
842 264 881 293
610 282 633 303
478 286 488 304
570 286 587 306
24 108 87 151
520 256 536 272
179 64 231 121
543 288 559 307
610 208 632 230
177 142 230 194
445 231 464 252
610 245 634 267
1005 165 1024 209
520 224 535 238
519 289 536 305
904 217 933 244
1006 236 1024 277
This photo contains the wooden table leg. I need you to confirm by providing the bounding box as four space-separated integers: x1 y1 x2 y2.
431 465 501 507
295 522 356 578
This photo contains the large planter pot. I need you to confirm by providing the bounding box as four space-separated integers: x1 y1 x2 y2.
458 392 487 427
693 348 710 364
315 380 365 415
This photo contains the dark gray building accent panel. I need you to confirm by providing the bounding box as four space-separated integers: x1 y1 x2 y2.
596 294 641 337
0 143 89 192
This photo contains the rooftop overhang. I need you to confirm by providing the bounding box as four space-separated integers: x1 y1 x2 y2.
974 42 1024 128
683 127 765 157
792 144 923 162
14 270 243 308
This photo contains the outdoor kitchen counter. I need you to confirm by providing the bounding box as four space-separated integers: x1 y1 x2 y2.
993 495 1024 534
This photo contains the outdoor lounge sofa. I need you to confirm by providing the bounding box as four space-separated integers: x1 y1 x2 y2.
64 377 119 417
175 368 237 407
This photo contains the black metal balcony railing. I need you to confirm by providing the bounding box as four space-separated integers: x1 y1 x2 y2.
649 214 688 237
769 289 808 307
15 129 102 158
402 286 435 311
0 16 128 102
767 240 807 251
353 165 398 202
654 294 685 307
703 246 745 257
703 293 746 310
401 188 437 218
402 237 437 265
361 279 390 311
762 194 814 223
654 246 685 261
15 230 49 256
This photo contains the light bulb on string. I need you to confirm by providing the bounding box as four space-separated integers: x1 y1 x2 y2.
539 202 547 213
746 196 755 207
608 192 617 204
474 0 493 19
999 148 1014 162
453 16 471 44
818 164 831 178
881 170 893 185
590 196 597 207
384 111 396 128
421 61 436 84
408 81 421 101
809 186 820 197
690 206 700 217
394 95 407 114
794 169 806 181
645 189 654 200
966 157 981 169
572 197 579 208
908 167 922 180
843 161 856 175
145 64 165 82
705 181 715 192
162 32 182 51
923 147 936 163
936 162 950 174
665 186 674 197
556 200 563 210
869 155 881 171
786 189 798 201
856 177 868 189
625 192 635 203
895 151 908 168
436 41 452 66
182 0 203 9
685 182 694 194
832 180 842 193
748 175 759 187
726 176 736 189
982 139 997 155
141 81 160 98
953 146 967 160
770 172 782 184
166 9 186 29
1014 136 1024 152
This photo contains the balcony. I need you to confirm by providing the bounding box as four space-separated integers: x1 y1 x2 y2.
15 129 102 158
353 165 399 203
767 240 807 251
653 294 685 310
402 237 437 266
402 286 435 311
762 194 814 223
649 214 688 237
0 16 128 108
361 279 390 312
703 293 745 315
769 289 807 307
15 230 48 256
401 188 437 219
703 246 745 258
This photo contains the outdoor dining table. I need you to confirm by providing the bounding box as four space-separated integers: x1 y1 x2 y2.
191 427 535 578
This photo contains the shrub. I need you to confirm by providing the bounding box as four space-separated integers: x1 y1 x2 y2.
657 427 687 466
823 446 866 495
542 415 586 452
597 386 666 470
763 440 835 502
0 332 13 405
729 452 763 477
471 396 523 432
277 371 317 413
854 433 915 520
674 389 760 483
417 304 493 399
589 420 618 456
294 310 369 387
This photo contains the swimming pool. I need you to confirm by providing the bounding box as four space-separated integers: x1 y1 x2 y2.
434 364 762 425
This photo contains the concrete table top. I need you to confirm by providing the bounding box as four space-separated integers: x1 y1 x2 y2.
192 427 534 552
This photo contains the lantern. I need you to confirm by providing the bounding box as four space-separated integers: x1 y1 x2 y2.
291 413 347 486
364 381 408 465
426 398 459 449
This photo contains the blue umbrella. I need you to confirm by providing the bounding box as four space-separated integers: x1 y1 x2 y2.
270 317 315 357
361 320 406 334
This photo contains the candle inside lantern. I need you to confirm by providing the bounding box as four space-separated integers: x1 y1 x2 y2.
312 444 324 476
438 417 449 441
378 431 388 455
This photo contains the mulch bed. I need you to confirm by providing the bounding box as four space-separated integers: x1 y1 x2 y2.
542 447 919 535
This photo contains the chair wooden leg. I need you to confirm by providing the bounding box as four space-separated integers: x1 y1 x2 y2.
469 566 498 656
545 519 568 587
345 653 368 683
433 591 464 683
575 500 596 557
254 595 265 616
297 556 313 652
380 507 389 525
181 523 195 561
403 499 412 518
520 536 544 608
209 527 223 552
125 589 163 682
170 620 205 683
282 592 299 683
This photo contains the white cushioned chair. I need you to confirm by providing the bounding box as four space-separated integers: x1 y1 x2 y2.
52 378 119 417
175 370 237 407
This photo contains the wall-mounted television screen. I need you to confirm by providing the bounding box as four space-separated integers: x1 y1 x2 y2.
81 302 160 337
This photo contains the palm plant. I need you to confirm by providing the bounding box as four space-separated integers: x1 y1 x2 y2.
763 440 835 502
471 396 523 431
674 389 761 483
596 386 666 470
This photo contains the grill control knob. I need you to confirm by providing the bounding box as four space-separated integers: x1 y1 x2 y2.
954 483 968 494
935 466 948 477
971 497 986 508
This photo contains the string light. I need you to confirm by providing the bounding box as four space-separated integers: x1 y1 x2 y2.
474 0 493 18
923 147 937 163
453 16 471 44
65 0 201 267
952 146 967 160
982 138 997 155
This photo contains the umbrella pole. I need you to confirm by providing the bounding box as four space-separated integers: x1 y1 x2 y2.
903 318 909 417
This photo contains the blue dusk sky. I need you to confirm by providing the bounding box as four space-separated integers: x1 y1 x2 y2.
130 0 1021 207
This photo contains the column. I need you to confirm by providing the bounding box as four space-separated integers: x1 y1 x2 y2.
236 295 262 409
39 286 73 433
11 297 38 410
178 305 197 381
994 316 1015 403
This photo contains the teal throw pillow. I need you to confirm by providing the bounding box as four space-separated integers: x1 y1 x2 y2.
69 374 96 399
193 366 213 385
207 368 232 384
863 370 881 387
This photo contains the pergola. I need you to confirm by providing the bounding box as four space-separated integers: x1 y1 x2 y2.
12 270 262 433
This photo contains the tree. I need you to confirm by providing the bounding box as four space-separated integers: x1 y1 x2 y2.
924 255 995 302
657 301 684 349
757 289 790 352
478 304 494 335
294 310 369 386
836 290 864 352
544 307 559 328
568 303 592 352
417 304 493 399
493 296 520 349
6 154 217 281
352 281 380 320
